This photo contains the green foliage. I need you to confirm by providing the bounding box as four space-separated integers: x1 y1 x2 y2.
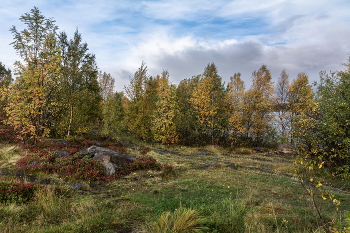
0 62 12 121
346 212 350 230
293 67 350 178
314 70 350 177
124 62 156 141
0 62 12 85
101 92 126 136
53 30 101 137
176 76 200 145
211 198 247 233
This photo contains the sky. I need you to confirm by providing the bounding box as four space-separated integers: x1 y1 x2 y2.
1 0 350 91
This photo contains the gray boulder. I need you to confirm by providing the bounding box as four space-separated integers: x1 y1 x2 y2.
253 148 269 153
52 150 69 158
276 144 294 155
78 146 136 175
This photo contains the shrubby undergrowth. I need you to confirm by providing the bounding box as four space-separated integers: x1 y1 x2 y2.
0 179 36 204
13 137 171 182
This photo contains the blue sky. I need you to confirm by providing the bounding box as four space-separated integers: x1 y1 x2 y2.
1 0 350 91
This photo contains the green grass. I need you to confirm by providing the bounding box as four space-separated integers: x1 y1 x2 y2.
0 139 349 232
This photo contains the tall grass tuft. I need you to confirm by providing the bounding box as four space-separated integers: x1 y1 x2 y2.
148 207 207 233
234 148 251 155
32 185 72 225
0 145 19 160
212 198 247 233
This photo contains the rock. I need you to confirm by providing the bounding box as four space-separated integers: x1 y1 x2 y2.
45 138 69 145
252 148 269 153
103 162 116 176
196 150 212 156
29 161 43 166
90 141 102 146
71 183 84 190
226 163 238 170
78 146 136 175
199 163 217 168
90 130 101 135
52 150 69 157
40 178 51 185
16 170 36 182
276 144 294 155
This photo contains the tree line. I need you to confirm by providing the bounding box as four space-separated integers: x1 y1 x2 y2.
115 62 313 147
0 7 349 177
106 61 349 177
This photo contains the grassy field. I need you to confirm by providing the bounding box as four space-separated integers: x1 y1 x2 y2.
0 136 349 233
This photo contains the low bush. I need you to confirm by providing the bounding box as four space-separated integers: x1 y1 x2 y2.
0 179 37 204
16 144 168 182
161 163 177 180
16 153 113 182
126 154 162 172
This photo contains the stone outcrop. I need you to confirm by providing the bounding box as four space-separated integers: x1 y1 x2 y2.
275 144 294 155
78 146 136 175
52 150 69 158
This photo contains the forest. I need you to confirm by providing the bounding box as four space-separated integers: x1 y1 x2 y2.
1 7 349 178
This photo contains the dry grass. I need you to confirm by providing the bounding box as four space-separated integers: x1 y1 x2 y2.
147 207 207 233
0 141 349 232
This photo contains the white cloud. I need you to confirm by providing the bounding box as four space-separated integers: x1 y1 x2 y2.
1 0 350 92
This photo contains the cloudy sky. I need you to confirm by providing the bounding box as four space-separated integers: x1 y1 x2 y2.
1 0 350 91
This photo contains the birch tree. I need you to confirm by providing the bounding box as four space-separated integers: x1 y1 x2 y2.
98 71 115 100
275 69 291 142
53 30 101 137
226 73 246 145
190 63 227 144
288 72 314 144
152 71 179 144
244 65 275 145
5 7 61 142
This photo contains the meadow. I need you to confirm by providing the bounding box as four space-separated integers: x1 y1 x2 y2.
0 132 349 233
